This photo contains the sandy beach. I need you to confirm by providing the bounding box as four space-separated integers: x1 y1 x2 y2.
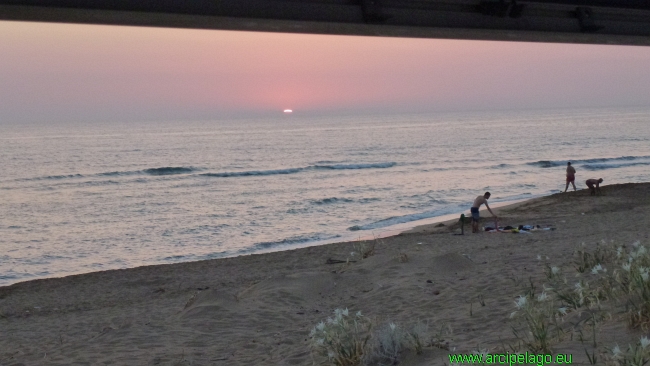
2 182 650 365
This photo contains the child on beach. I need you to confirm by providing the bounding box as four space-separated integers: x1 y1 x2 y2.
471 192 497 233
586 178 603 195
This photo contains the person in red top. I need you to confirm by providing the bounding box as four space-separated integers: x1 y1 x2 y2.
564 162 576 192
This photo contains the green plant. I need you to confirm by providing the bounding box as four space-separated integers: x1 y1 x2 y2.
365 322 404 365
585 347 598 365
405 321 429 355
352 241 376 260
544 264 561 281
509 292 564 353
574 242 613 273
609 242 650 328
310 308 371 366
605 337 650 366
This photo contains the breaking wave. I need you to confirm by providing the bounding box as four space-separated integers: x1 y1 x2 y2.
19 166 199 181
348 207 462 231
312 197 355 205
314 162 396 170
17 162 397 182
245 233 342 251
527 160 563 168
143 167 196 175
201 162 397 178
201 168 304 178
528 155 650 169
583 161 650 170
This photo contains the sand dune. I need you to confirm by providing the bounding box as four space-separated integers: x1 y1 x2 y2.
1 183 650 365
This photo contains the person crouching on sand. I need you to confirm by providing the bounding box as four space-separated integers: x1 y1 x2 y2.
586 178 603 195
471 192 497 233
565 162 576 192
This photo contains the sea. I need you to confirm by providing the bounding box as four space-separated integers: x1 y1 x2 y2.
2 107 650 286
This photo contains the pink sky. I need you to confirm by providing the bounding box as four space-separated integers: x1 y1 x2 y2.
1 20 650 122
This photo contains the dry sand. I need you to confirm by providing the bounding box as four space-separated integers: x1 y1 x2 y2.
1 183 650 365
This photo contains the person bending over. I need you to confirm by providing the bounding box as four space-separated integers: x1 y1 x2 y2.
565 162 576 192
471 192 497 233
586 178 603 196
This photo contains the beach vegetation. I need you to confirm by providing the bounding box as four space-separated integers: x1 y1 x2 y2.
365 322 404 365
509 291 565 353
404 321 429 355
584 347 598 365
610 242 650 329
309 310 442 365
544 264 561 281
509 240 650 356
314 240 650 363
310 308 371 366
353 240 376 260
604 337 650 366
573 242 613 273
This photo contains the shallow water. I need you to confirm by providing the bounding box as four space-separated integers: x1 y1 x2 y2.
1 107 649 286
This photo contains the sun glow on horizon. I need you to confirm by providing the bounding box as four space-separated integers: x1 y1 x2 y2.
283 109 293 113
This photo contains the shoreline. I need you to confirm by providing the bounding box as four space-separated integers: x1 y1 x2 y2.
1 182 650 364
0 194 541 288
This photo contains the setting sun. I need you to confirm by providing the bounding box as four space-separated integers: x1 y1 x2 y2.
283 109 293 113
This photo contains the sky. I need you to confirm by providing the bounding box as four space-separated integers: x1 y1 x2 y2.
2 20 650 123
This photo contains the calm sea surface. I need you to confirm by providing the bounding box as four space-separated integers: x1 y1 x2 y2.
1 107 650 286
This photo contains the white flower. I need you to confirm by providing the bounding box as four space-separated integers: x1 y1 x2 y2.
633 240 641 248
641 336 650 349
316 338 325 345
317 321 325 331
515 295 527 309
551 266 560 275
591 264 603 274
510 311 518 319
617 247 623 258
327 351 335 359
574 282 584 292
612 345 622 358
537 292 549 302
473 349 490 357
623 263 632 272
537 255 542 260
558 307 567 315
355 311 362 317
389 322 396 331
342 308 349 316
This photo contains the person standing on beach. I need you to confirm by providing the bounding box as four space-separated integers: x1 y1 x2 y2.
565 162 576 192
471 192 497 233
586 178 603 195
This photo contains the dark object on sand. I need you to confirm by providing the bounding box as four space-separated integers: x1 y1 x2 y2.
459 214 465 235
326 258 356 264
